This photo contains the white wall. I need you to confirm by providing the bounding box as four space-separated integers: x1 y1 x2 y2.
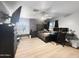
0 2 9 14
59 11 79 38
0 2 9 22
30 19 37 32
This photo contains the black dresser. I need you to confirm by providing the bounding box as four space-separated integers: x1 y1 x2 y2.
0 24 17 58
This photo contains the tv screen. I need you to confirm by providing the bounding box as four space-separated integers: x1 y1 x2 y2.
11 6 22 24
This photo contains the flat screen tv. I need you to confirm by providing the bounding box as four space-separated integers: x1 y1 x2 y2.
11 6 22 24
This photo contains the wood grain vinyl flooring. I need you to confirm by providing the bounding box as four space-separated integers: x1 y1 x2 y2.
15 37 79 58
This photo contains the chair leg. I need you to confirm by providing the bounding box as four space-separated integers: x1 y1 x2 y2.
62 44 64 47
62 42 65 47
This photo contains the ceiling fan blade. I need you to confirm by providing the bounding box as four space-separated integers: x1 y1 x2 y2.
64 13 73 17
33 9 39 12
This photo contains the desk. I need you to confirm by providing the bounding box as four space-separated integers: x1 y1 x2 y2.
57 32 67 47
53 28 69 47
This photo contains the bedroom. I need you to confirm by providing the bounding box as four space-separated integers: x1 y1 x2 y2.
0 1 79 58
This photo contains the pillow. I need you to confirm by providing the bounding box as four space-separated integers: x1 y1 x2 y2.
42 29 48 33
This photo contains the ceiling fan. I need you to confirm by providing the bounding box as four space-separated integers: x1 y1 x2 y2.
63 13 74 17
33 7 52 15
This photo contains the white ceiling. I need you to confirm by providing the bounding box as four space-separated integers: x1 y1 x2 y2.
2 1 79 20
